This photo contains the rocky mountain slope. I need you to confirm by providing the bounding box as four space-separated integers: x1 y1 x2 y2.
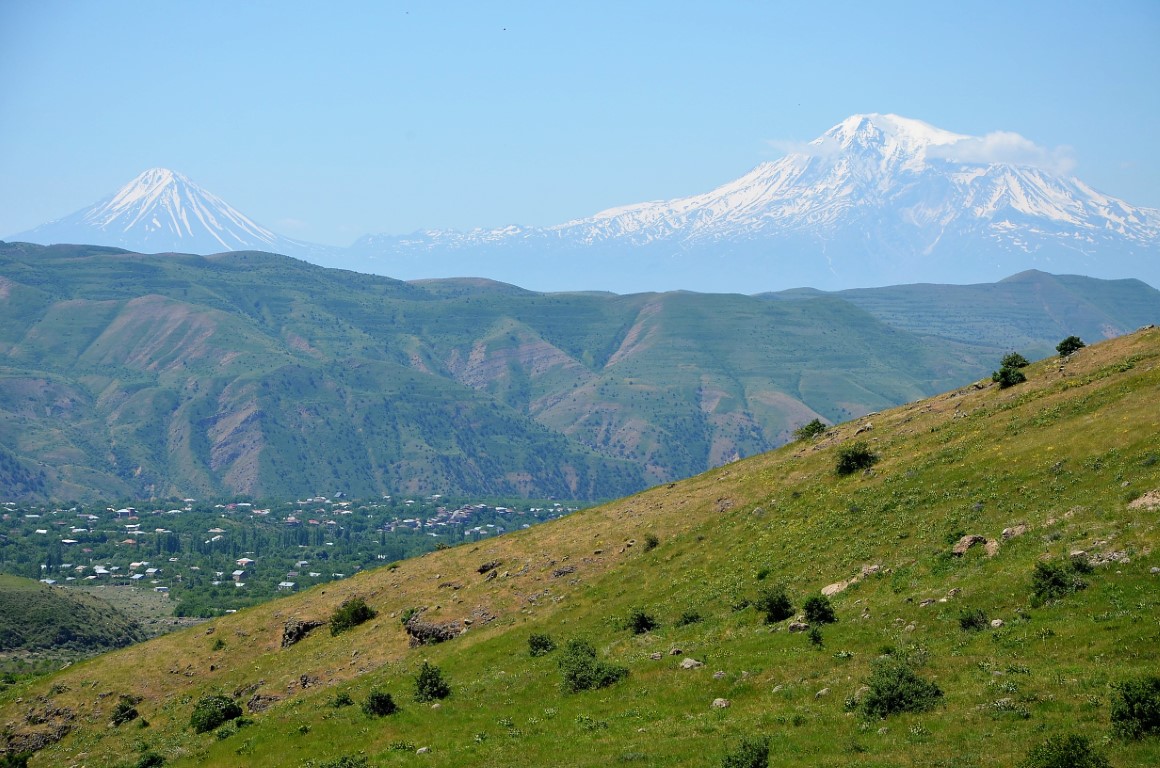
1 329 1157 766
2 242 1157 501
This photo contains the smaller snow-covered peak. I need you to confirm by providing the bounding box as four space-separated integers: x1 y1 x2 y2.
823 114 967 151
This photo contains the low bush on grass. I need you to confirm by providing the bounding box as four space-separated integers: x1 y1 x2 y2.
558 639 628 693
676 610 703 626
413 661 451 702
111 694 141 726
643 533 660 551
1031 559 1089 605
1001 352 1030 368
721 734 770 768
362 690 398 717
190 694 242 733
1019 734 1109 768
329 597 376 636
793 418 827 441
328 692 354 708
958 608 989 631
993 366 1027 388
755 584 794 624
1111 675 1160 739
627 608 658 634
860 656 943 718
317 757 369 768
836 442 878 476
803 595 837 625
528 632 556 657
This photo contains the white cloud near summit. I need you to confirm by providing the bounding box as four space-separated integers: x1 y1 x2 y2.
928 131 1077 175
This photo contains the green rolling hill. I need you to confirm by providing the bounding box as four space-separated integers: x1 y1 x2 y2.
0 328 1156 766
1 242 1157 502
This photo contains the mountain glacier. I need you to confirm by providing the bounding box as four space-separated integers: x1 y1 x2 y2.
8 115 1158 293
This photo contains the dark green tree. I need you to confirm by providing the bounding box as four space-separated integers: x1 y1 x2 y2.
1056 336 1086 356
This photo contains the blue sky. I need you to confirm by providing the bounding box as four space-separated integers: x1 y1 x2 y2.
2 0 1158 246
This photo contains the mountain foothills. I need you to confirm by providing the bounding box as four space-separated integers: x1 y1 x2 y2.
1 329 1157 767
10 115 1159 293
2 241 1159 502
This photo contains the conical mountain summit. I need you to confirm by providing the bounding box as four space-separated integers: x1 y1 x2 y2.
9 168 320 258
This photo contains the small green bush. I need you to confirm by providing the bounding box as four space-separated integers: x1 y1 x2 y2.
190 694 242 734
362 690 398 717
643 533 660 552
992 366 1027 388
755 584 794 624
329 597 376 636
860 656 943 718
413 661 451 702
558 639 628 693
318 757 369 768
802 595 837 625
958 608 989 631
1019 734 1109 768
528 632 556 657
0 754 30 768
721 734 770 768
1001 352 1031 368
676 610 703 626
1056 336 1086 356
111 694 141 726
793 418 827 441
808 627 824 647
1031 559 1088 605
1111 675 1160 739
328 692 354 708
627 608 658 634
133 754 165 768
836 442 878 476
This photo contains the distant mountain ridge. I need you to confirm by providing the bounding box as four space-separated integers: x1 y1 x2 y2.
1 241 1158 502
8 115 1158 293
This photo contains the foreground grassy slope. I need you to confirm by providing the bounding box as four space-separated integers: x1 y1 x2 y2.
2 330 1159 766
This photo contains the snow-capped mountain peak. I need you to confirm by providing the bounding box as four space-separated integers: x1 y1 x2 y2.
9 168 329 259
348 113 1159 292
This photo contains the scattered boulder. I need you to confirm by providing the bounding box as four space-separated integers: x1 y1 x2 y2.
281 618 325 649
477 560 502 574
713 671 726 680
1002 523 1029 540
984 539 1001 557
1128 490 1160 509
404 611 464 647
711 698 730 709
669 648 683 656
815 687 831 699
417 746 430 754
680 658 704 670
990 619 1004 628
952 535 986 556
551 565 577 578
919 599 936 607
484 570 498 582
247 693 281 712
649 652 664 660
822 579 854 597
788 621 810 633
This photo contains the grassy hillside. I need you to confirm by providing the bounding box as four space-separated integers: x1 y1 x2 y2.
3 243 1158 502
1 329 1157 766
0 574 146 654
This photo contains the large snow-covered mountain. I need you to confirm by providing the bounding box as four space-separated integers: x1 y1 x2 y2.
9 116 1158 292
348 114 1160 292
9 168 330 259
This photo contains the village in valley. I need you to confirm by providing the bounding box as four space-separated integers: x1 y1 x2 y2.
0 494 581 620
